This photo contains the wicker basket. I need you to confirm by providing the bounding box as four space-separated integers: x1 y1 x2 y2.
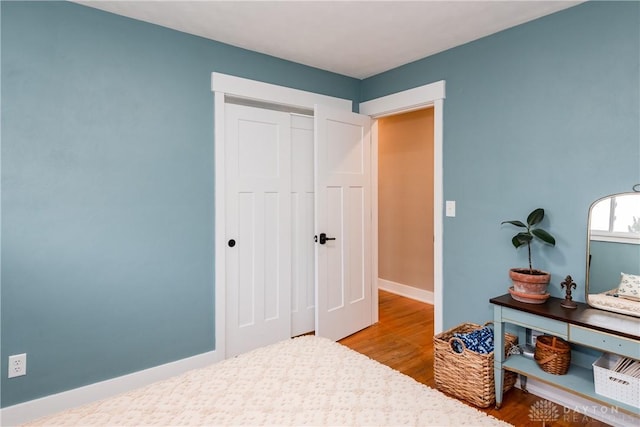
434 322 518 408
534 335 571 375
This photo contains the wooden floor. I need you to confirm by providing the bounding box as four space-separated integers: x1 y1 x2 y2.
339 290 610 427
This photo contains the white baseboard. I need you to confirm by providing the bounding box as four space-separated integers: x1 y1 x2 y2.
515 377 639 427
378 278 434 304
0 350 221 426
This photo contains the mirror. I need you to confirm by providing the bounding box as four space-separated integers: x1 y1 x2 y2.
586 192 640 317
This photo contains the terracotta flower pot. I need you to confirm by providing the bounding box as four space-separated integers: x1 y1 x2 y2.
509 268 551 295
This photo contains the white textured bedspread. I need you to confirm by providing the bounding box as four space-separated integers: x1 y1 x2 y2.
589 289 640 317
26 336 510 426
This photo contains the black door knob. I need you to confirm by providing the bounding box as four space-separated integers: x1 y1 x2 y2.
228 239 236 247
318 233 336 245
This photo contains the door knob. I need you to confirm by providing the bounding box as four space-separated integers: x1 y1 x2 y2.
228 239 236 247
318 233 336 245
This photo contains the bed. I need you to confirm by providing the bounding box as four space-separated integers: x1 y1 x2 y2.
588 288 640 317
25 336 510 426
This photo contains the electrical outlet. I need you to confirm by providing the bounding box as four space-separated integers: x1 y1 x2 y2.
530 330 544 346
8 353 27 378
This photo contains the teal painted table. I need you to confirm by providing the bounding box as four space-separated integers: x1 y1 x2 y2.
490 294 639 415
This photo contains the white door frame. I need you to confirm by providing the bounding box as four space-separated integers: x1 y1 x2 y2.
360 82 446 334
212 73 446 358
211 73 352 358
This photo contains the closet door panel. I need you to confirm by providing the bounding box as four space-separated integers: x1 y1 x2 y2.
291 115 315 336
225 104 292 357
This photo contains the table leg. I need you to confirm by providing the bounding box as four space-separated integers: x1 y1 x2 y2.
520 374 528 393
493 305 505 410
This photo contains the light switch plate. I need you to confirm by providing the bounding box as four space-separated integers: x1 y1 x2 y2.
445 200 456 217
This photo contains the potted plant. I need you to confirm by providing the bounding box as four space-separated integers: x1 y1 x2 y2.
502 208 556 302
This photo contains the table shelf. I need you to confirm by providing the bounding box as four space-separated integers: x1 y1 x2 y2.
503 354 639 415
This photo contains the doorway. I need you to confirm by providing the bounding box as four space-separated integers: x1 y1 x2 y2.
361 82 444 334
224 100 373 356
377 108 435 304
224 102 317 357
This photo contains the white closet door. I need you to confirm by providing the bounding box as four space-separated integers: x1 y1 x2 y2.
314 105 373 341
225 103 292 357
291 114 315 336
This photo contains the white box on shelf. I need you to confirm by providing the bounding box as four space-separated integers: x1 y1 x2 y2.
592 353 640 409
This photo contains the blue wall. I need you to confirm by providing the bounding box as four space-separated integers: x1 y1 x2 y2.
1 1 359 407
2 0 639 409
362 1 640 329
589 241 640 294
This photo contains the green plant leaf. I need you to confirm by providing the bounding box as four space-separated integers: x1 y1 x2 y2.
501 220 527 228
511 235 525 248
515 232 533 244
527 208 545 226
532 228 556 246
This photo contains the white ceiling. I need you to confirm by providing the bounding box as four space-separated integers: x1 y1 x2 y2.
76 0 583 79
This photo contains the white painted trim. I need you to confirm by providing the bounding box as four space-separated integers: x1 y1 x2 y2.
371 120 380 323
211 73 352 111
590 232 640 245
362 80 445 334
433 98 444 335
378 279 434 304
0 350 220 426
213 90 227 360
212 73 354 358
515 378 639 427
359 81 445 118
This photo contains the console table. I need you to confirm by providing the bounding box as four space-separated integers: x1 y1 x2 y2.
491 294 640 415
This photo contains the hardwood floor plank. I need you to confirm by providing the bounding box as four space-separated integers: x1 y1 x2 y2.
339 290 610 426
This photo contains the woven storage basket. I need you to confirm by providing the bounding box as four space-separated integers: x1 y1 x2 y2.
434 322 518 408
534 335 571 375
